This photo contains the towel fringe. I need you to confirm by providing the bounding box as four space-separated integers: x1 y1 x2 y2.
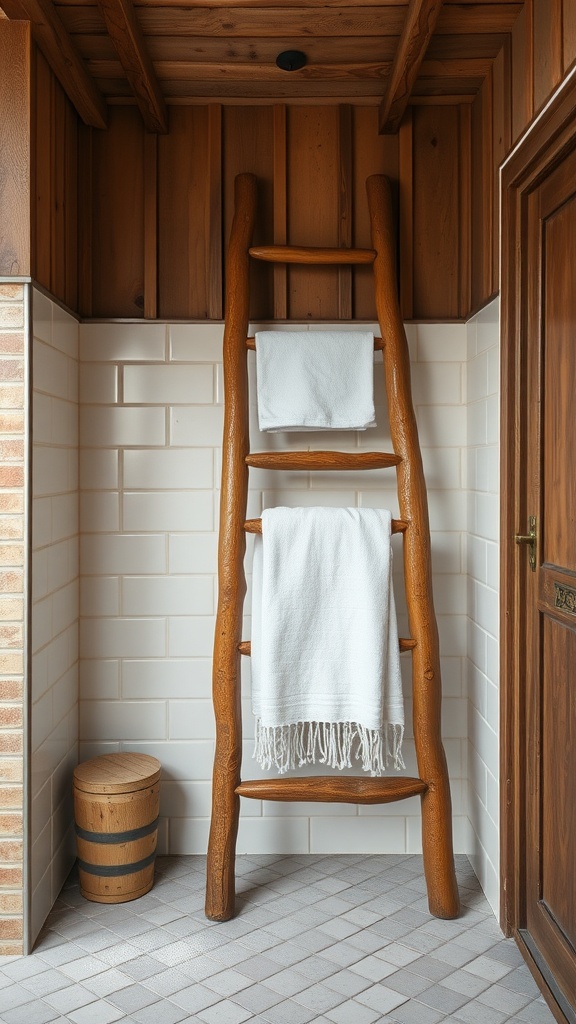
253 720 405 776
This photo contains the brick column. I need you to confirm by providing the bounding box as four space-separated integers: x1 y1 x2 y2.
0 283 26 954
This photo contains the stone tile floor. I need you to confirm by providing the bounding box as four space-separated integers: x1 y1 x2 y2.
0 854 557 1024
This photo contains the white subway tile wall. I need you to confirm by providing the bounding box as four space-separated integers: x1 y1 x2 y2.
466 298 500 915
31 289 79 945
79 321 469 860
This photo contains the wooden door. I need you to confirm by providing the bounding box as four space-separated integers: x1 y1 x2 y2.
502 84 576 1019
520 148 576 1015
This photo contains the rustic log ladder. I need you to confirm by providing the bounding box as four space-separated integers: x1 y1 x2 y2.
205 172 460 922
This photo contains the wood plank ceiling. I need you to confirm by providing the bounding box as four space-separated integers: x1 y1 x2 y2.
0 0 524 133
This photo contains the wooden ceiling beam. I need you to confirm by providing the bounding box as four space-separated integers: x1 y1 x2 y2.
0 0 107 129
378 0 445 134
95 0 168 133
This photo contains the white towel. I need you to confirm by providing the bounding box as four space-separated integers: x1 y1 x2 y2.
251 507 404 775
255 331 376 431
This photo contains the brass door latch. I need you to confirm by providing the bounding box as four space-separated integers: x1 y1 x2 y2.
515 514 537 572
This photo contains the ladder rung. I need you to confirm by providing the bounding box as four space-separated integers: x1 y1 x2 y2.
245 451 401 472
243 517 409 535
238 637 416 655
249 245 376 265
246 336 385 351
236 776 427 804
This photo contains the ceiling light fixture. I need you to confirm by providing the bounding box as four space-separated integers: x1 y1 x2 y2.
275 50 307 71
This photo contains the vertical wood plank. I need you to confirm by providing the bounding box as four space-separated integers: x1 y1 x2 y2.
52 80 67 299
471 72 494 312
352 106 398 321
511 0 534 145
64 97 78 311
222 105 274 320
287 106 340 321
533 0 563 113
91 106 145 317
492 41 512 298
338 104 353 321
482 69 494 301
412 105 460 319
78 121 93 316
207 104 222 320
0 21 30 277
34 48 52 288
398 108 413 320
143 132 158 320
470 86 485 313
30 37 37 286
32 45 79 310
273 104 287 320
563 0 576 72
158 106 209 318
458 103 472 319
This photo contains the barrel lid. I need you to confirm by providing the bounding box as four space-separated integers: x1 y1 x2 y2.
73 753 161 793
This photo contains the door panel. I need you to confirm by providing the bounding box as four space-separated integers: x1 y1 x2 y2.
541 617 576 951
542 200 576 572
523 147 576 1012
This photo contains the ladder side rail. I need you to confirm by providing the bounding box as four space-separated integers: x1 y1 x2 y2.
205 173 257 922
366 174 460 919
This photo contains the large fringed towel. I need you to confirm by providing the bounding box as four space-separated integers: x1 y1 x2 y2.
255 330 376 431
251 506 404 776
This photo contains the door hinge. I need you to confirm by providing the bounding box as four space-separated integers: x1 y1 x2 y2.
515 514 537 572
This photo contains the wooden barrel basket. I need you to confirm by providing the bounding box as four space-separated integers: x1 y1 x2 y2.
73 753 161 904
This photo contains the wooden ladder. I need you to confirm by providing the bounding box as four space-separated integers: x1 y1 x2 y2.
205 172 460 923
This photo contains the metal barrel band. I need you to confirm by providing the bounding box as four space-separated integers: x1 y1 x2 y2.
74 816 159 845
77 851 157 877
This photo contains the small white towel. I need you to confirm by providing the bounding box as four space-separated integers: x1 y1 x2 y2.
251 506 404 775
255 331 376 431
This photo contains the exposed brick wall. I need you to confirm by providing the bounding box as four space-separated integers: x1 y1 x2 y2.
0 283 26 955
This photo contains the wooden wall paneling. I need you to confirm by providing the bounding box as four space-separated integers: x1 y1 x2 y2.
33 53 81 307
511 0 533 145
338 104 352 320
34 48 53 288
78 121 93 315
492 41 512 298
471 72 494 313
398 108 414 320
207 104 222 319
51 79 67 299
30 30 37 288
0 20 30 277
458 102 472 319
64 98 79 310
412 105 460 319
563 0 576 73
482 69 495 304
91 105 145 316
533 0 563 113
287 105 340 320
143 132 158 319
351 106 399 321
222 105 274 321
158 106 211 318
273 104 287 320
